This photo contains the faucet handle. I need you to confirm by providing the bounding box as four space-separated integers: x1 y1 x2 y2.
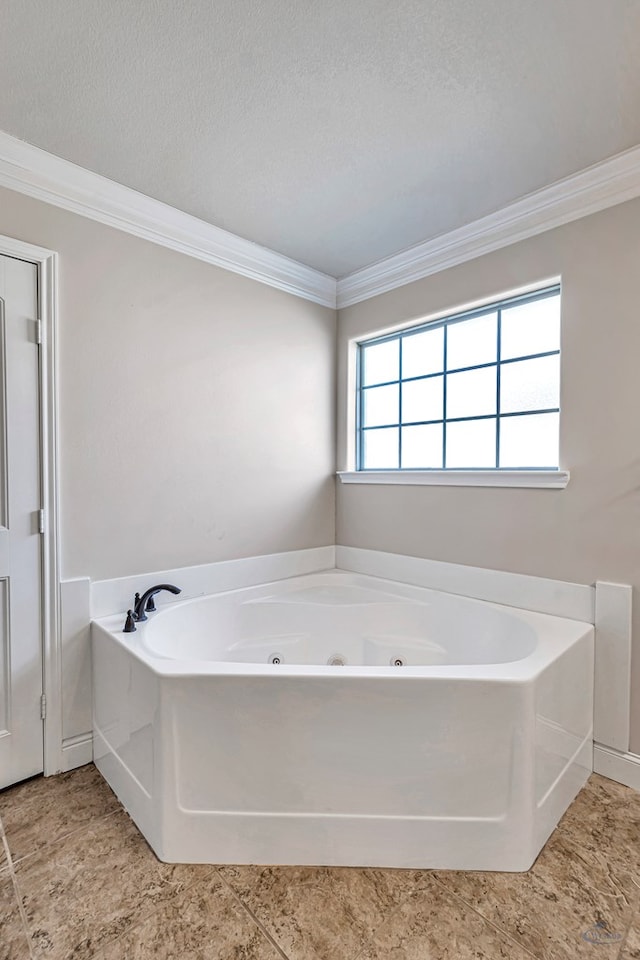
123 610 137 633
133 592 144 621
145 595 156 613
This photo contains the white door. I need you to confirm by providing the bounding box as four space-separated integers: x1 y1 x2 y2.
0 255 43 788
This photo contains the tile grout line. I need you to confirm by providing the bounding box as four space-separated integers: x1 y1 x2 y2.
86 866 222 960
348 871 541 960
6 799 215 960
3 806 124 873
1 828 36 960
216 869 291 960
429 873 543 960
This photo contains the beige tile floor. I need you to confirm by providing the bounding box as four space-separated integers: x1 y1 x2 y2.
0 765 638 960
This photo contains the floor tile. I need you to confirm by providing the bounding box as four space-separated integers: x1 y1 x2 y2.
95 872 283 960
555 774 640 876
14 808 214 960
434 827 636 960
0 765 121 863
0 873 31 960
1 764 638 960
356 878 534 960
620 907 640 959
220 864 424 959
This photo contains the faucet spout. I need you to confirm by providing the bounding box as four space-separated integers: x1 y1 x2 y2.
133 583 181 622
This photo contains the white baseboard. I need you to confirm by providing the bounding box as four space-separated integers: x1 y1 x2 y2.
60 578 92 764
61 733 93 772
593 744 640 792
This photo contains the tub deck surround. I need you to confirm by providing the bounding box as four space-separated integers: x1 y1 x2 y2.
89 545 337 619
1 766 639 960
334 546 595 622
68 547 630 789
92 571 594 871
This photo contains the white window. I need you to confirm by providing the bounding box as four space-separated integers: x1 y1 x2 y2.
356 285 561 474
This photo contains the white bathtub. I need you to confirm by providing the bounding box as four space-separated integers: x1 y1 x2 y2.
91 570 594 871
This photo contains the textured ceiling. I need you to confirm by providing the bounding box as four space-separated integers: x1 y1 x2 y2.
1 0 640 277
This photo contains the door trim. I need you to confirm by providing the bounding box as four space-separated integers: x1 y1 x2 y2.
0 235 61 775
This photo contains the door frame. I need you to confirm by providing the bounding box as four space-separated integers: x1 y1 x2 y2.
0 234 61 776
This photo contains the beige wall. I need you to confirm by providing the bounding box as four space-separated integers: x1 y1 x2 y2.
4 181 640 758
337 198 640 753
0 187 336 582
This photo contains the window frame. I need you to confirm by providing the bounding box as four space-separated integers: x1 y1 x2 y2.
338 283 569 489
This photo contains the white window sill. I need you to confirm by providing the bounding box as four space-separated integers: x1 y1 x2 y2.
337 469 570 489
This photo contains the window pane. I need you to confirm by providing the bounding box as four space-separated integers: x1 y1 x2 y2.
402 326 444 379
500 355 559 414
362 384 398 427
447 313 497 370
363 428 399 469
402 376 443 423
447 366 496 419
501 296 560 360
401 424 443 468
446 419 496 468
499 413 559 468
361 340 399 386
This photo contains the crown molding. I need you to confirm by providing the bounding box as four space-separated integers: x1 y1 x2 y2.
3 129 640 312
337 144 640 308
0 131 337 308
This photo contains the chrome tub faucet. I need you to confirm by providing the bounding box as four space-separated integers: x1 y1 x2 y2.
123 583 181 632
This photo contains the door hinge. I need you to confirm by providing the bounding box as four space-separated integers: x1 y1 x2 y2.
38 509 45 534
40 694 46 720
34 318 42 345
